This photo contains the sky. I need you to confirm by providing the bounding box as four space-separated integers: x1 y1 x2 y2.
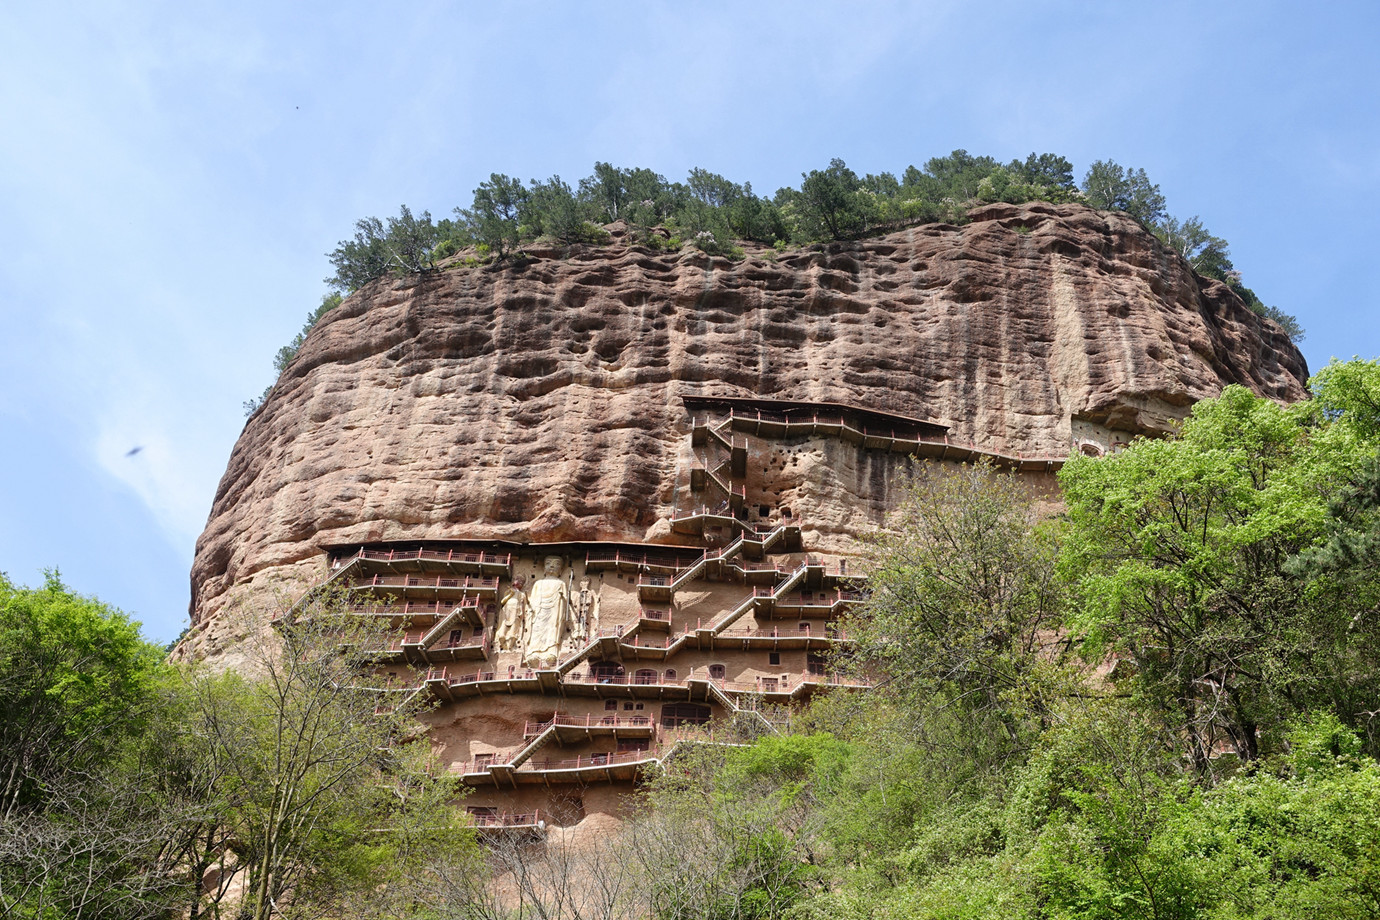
1 1 1377 644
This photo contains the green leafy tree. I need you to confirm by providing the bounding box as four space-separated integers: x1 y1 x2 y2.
627 742 827 920
527 175 601 243
622 165 674 210
860 170 900 199
1156 214 1233 278
619 166 681 237
580 160 632 222
686 167 742 210
327 205 442 291
724 185 785 244
791 158 873 240
380 204 441 274
976 165 1046 204
1159 713 1380 919
923 149 1001 201
0 571 477 919
849 461 1073 744
0 571 164 818
1011 152 1077 196
1260 303 1305 341
1081 159 1168 227
1312 357 1380 441
463 172 527 259
327 215 391 292
1059 384 1379 771
195 599 458 920
0 573 200 919
578 161 676 227
1293 454 1380 581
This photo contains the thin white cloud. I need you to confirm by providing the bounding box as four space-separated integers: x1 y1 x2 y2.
93 385 223 551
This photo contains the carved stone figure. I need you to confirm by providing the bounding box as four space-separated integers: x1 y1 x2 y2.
522 557 572 668
571 578 600 646
494 575 528 652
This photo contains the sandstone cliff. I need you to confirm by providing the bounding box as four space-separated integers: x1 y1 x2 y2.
184 201 1307 661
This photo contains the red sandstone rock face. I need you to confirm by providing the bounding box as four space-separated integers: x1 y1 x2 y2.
185 202 1306 658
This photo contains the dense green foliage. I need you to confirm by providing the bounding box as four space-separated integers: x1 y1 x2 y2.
623 360 1380 920
1061 385 1379 770
0 577 476 919
245 150 1301 415
0 571 166 817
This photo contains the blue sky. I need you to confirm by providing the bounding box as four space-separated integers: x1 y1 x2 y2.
2 1 1377 643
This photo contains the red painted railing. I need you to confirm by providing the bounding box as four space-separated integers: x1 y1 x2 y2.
719 407 1066 466
468 808 542 828
583 549 701 571
428 667 502 685
354 548 511 567
697 673 872 694
522 713 654 736
669 503 738 522
526 749 657 771
360 574 499 592
567 671 684 688
741 561 793 574
344 598 484 618
716 625 851 641
756 587 863 605
622 631 688 650
457 745 659 775
431 631 488 653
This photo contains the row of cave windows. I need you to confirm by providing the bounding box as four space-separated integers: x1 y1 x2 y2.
590 655 827 681
597 699 701 727
441 621 828 644
601 700 709 728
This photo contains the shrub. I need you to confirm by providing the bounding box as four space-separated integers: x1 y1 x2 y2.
691 229 744 259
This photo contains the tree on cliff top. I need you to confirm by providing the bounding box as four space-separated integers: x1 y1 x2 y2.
1080 159 1168 227
463 172 526 260
267 150 1302 417
326 205 450 293
782 158 874 241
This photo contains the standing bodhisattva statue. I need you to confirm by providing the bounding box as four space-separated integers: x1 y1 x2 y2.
495 575 528 652
571 577 600 647
522 557 572 668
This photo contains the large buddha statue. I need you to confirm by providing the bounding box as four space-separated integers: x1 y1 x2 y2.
522 556 572 668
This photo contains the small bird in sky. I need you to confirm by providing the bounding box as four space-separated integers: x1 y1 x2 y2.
125 446 144 457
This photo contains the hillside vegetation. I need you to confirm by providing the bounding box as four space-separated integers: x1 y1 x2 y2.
245 153 1301 415
7 359 1378 918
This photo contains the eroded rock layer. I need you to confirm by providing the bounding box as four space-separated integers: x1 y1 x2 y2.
186 202 1307 661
